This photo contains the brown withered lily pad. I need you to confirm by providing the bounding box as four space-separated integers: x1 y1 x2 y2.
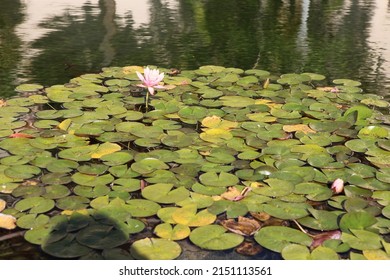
220 186 252 201
221 216 261 236
250 211 271 222
235 241 263 256
311 230 342 248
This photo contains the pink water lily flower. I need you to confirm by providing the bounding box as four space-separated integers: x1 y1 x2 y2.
331 178 344 194
136 67 165 95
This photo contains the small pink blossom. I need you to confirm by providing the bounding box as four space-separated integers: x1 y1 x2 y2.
330 87 340 93
331 178 344 194
136 67 165 95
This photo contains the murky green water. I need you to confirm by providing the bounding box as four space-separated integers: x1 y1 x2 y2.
0 0 389 98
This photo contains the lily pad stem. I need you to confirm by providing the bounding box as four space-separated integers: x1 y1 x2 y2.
292 219 315 237
145 91 150 111
0 230 26 242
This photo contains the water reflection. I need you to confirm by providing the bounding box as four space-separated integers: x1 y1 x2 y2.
0 0 389 98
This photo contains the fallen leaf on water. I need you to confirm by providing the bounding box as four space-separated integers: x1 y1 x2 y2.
283 124 316 134
221 216 261 236
262 217 290 227
235 241 263 256
250 211 271 222
0 199 6 212
311 230 341 248
9 133 35 138
220 186 252 201
0 213 17 230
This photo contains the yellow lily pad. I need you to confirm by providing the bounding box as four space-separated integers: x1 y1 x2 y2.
172 204 216 227
154 223 191 240
91 142 121 159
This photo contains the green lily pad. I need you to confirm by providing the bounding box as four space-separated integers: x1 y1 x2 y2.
311 246 340 260
277 73 311 85
102 248 134 260
236 75 259 86
76 224 128 249
281 244 311 260
126 199 161 217
294 182 333 201
15 197 55 214
131 158 169 175
254 226 313 253
339 212 377 233
73 185 111 198
252 178 294 197
178 106 208 121
23 225 52 245
77 164 108 175
4 165 41 180
111 178 141 192
220 96 255 108
207 200 248 219
46 159 79 173
41 172 72 185
341 229 382 250
358 125 389 139
189 224 244 250
71 173 114 187
262 201 309 220
161 131 195 148
176 192 214 209
58 145 98 161
35 109 64 119
205 152 236 164
333 79 361 87
282 244 339 260
11 185 45 198
105 78 131 87
130 238 181 260
153 119 182 130
16 214 50 229
56 196 90 210
199 172 239 187
42 234 92 258
191 183 226 196
142 183 190 204
244 69 270 77
109 165 140 178
15 83 44 92
383 205 390 219
298 209 339 230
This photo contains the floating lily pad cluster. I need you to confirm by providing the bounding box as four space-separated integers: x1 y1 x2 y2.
1 65 390 260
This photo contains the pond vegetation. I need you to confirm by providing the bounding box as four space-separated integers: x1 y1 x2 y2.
1 65 390 260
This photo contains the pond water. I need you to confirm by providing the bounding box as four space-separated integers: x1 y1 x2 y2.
0 0 390 99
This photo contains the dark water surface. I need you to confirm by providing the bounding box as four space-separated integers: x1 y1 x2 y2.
0 0 390 98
